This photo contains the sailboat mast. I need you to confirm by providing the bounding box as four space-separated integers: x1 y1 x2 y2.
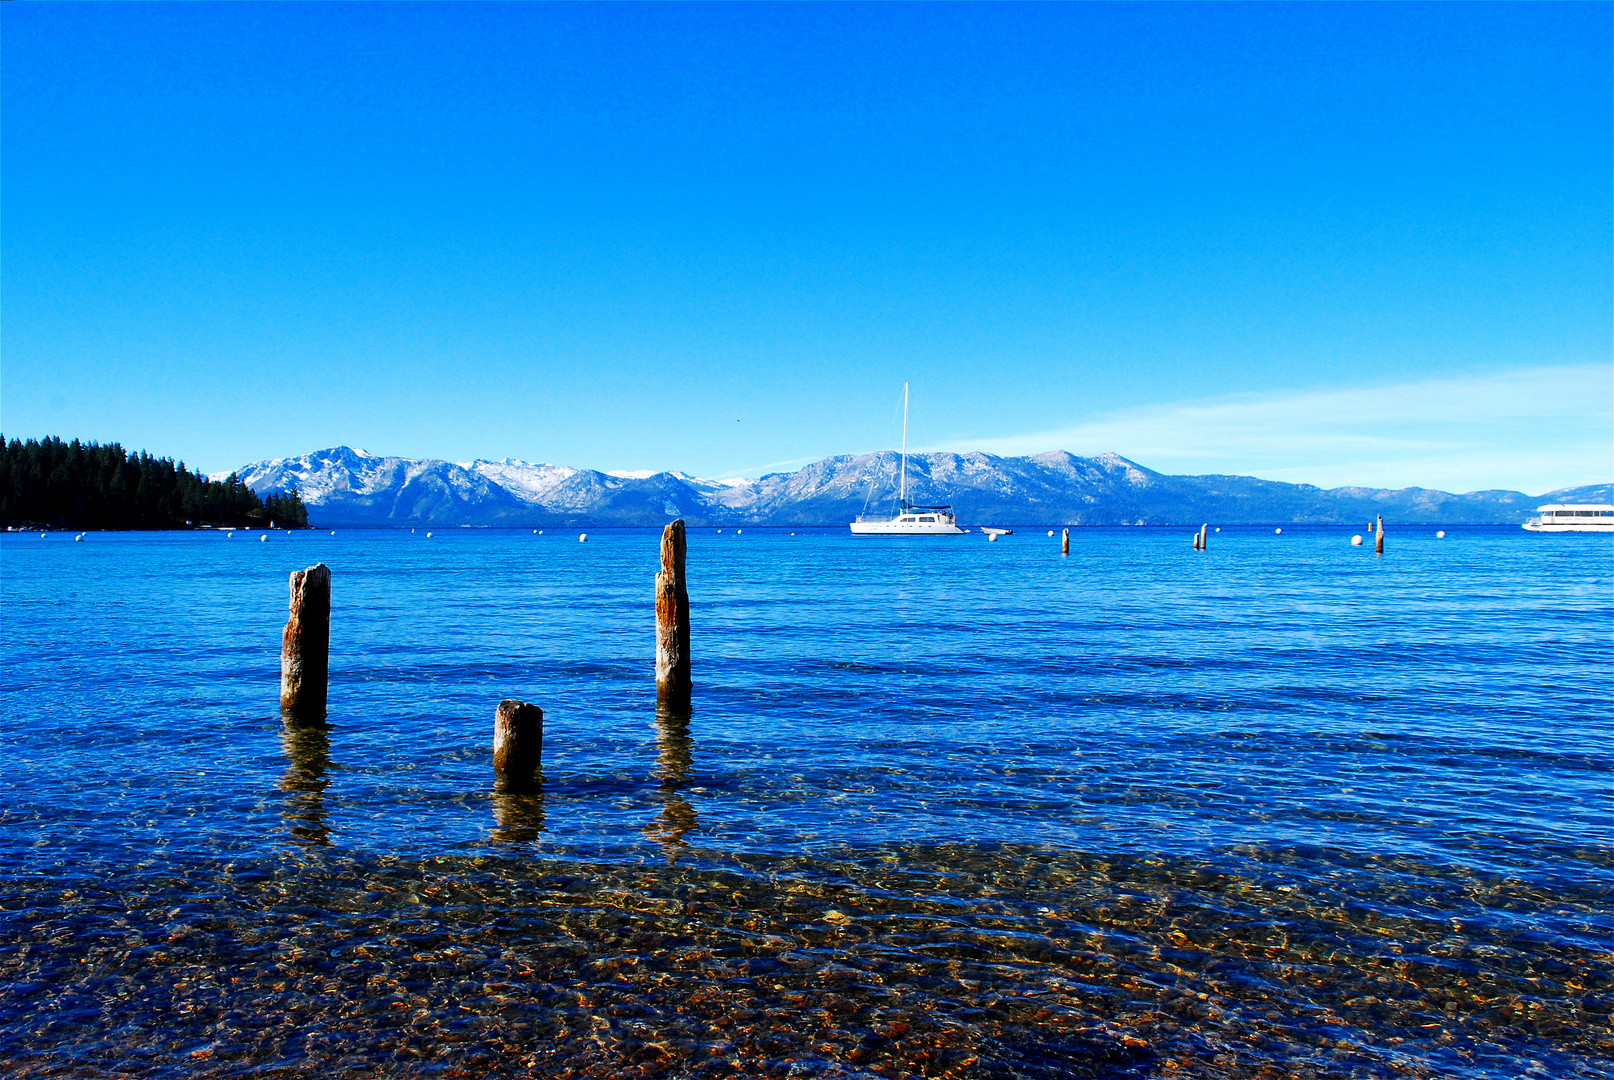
899 381 908 508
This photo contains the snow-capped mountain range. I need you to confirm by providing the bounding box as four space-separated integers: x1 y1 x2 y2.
213 446 1609 527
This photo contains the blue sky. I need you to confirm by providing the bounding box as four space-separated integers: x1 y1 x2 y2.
3 3 1609 492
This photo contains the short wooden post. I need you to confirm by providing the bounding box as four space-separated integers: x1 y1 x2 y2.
493 699 544 792
1061 528 1070 556
656 519 692 703
1375 515 1384 555
280 563 331 722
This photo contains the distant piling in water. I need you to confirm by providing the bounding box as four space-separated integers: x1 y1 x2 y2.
1199 524 1208 551
1376 515 1385 555
280 563 331 723
655 519 692 705
493 699 544 792
1061 528 1070 556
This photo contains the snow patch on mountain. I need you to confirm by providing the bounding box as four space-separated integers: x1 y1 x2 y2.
461 459 579 504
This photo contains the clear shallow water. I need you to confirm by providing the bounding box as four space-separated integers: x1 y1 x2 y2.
2 526 1610 1078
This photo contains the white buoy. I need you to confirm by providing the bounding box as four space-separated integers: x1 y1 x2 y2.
579 533 588 542
988 533 998 542
1436 530 1446 539
539 530 543 535
227 532 234 538
330 531 336 536
40 533 46 538
75 534 84 542
260 534 268 542
1351 535 1363 546
1275 528 1283 535
1048 530 1055 537
736 529 743 535
1215 527 1220 533
532 529 537 534
716 529 722 534
426 531 432 538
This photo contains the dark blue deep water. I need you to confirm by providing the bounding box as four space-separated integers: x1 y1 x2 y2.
2 526 1610 1078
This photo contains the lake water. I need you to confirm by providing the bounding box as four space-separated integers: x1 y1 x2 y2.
2 525 1610 1078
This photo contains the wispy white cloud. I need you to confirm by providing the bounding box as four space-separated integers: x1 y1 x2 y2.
714 454 828 481
940 363 1612 494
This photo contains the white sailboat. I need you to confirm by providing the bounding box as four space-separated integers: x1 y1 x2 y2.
849 383 968 535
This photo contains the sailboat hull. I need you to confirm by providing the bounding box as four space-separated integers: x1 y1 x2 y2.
850 519 968 535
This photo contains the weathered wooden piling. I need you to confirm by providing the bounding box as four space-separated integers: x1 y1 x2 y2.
493 699 544 792
1200 524 1208 551
655 519 692 703
1061 528 1070 556
1375 515 1385 555
280 563 331 722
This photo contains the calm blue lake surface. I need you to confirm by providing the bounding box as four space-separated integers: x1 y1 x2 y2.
2 525 1610 1078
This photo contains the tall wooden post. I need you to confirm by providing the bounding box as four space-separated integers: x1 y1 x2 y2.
656 519 691 704
1200 524 1208 550
280 563 330 722
493 699 544 792
1061 528 1070 556
1375 515 1384 555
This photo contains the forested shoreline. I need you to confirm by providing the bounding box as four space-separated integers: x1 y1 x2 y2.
1 436 308 530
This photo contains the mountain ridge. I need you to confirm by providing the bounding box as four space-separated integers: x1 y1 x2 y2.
219 446 1611 528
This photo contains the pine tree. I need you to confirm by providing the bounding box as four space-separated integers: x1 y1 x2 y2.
0 435 274 530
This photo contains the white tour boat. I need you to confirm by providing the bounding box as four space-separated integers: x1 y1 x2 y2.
1522 504 1614 533
850 383 968 536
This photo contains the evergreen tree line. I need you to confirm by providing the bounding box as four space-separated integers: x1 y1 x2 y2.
1 436 308 530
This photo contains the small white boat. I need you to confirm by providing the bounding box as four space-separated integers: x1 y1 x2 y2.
979 527 1013 538
1522 503 1614 533
849 382 968 536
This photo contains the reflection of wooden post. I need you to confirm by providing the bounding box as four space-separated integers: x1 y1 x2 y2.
654 701 695 785
647 701 698 857
493 699 544 793
280 724 333 846
655 520 691 703
280 563 331 722
491 790 547 843
1375 515 1384 555
1061 528 1070 556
